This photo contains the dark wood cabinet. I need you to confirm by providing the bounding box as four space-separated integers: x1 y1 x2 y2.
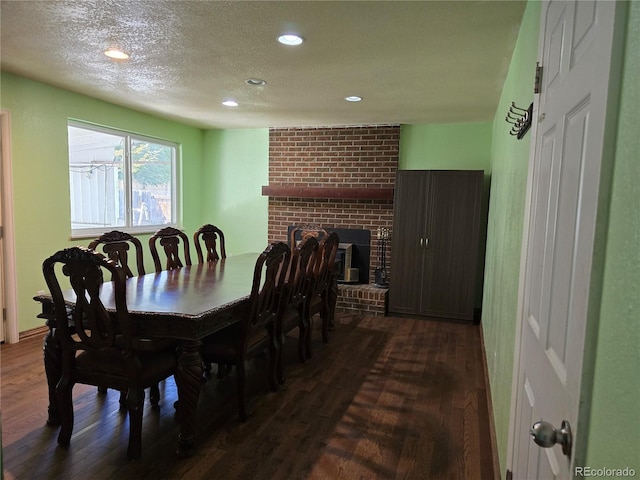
389 170 483 322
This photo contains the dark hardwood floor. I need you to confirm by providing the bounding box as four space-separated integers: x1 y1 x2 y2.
1 314 495 479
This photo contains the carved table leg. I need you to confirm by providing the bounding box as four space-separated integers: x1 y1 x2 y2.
174 340 203 457
43 326 62 425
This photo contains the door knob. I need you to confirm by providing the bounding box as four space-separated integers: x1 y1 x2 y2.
530 420 572 457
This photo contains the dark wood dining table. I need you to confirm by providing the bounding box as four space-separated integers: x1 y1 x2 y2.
34 252 259 457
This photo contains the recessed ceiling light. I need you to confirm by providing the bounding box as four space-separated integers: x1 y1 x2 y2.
345 96 362 102
222 100 239 107
278 34 304 46
104 48 129 60
246 78 267 86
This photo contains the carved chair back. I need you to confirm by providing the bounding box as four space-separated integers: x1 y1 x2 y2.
301 232 340 355
276 236 320 366
289 224 328 251
88 230 145 278
43 247 126 353
313 232 340 294
241 242 290 354
149 226 192 272
285 236 319 309
193 224 226 263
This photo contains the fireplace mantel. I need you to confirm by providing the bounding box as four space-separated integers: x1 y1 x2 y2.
261 185 394 200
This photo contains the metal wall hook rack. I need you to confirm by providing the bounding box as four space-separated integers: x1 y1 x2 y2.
506 102 533 139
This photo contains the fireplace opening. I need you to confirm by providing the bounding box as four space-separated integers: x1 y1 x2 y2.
336 243 359 283
287 226 371 284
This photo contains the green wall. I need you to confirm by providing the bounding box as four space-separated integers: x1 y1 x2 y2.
481 0 539 474
202 128 269 255
584 1 640 471
399 122 492 170
0 72 204 331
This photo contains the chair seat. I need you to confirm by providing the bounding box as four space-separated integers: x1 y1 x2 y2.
281 307 302 334
76 348 177 383
114 335 179 357
201 323 270 361
308 295 323 313
201 324 239 359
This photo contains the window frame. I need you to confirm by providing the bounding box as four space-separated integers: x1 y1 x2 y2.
68 120 181 239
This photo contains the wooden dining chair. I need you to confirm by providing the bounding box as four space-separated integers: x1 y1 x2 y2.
42 247 178 460
89 231 147 400
88 230 172 404
305 232 340 358
277 235 319 384
193 224 226 263
149 226 192 272
200 242 290 422
193 223 229 376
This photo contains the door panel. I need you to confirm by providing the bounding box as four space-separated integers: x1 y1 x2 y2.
571 1 596 67
388 171 428 314
510 1 621 478
421 171 482 320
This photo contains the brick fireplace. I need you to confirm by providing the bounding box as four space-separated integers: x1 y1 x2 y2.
263 125 399 315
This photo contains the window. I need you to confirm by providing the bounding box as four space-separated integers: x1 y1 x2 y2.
68 122 178 237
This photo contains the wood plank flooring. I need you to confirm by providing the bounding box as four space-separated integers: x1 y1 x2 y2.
1 315 495 479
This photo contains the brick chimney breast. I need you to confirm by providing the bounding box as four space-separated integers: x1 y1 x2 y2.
267 125 399 285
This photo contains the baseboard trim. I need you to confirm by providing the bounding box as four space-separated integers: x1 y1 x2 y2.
19 325 48 341
479 324 502 480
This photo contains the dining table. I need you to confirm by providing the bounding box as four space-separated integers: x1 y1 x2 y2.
34 252 259 457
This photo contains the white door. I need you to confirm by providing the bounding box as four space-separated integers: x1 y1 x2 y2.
0 125 4 343
0 109 18 344
509 1 623 479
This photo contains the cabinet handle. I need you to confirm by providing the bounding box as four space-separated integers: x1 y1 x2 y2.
420 238 423 248
425 238 429 249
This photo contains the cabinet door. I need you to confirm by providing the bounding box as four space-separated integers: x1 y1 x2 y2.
388 171 428 314
420 171 482 320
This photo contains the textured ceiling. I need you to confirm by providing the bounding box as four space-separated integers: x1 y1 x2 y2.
1 1 527 129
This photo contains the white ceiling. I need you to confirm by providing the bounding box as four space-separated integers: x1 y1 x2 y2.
0 0 526 129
